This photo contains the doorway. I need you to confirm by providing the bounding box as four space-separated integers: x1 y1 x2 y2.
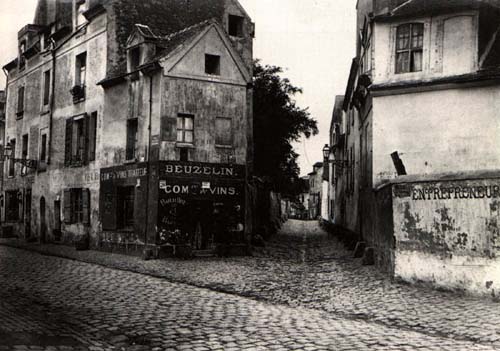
40 197 46 243
190 201 214 251
54 200 61 241
24 189 31 239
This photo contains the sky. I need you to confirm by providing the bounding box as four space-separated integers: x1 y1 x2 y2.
0 0 358 176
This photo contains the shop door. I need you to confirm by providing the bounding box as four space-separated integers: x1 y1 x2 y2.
191 201 214 251
54 200 61 241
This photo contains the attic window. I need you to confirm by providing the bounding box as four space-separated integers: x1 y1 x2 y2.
129 47 141 73
228 15 244 37
205 54 220 75
19 40 26 70
76 0 87 28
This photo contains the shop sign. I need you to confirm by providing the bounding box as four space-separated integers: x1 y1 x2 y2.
161 161 245 179
101 167 148 181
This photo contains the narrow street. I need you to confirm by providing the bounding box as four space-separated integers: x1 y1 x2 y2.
0 241 498 350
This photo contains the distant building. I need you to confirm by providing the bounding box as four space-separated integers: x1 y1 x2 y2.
328 0 500 296
307 162 323 220
2 0 254 256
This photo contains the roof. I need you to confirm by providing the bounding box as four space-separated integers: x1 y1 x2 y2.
375 0 500 20
332 96 344 124
106 0 229 78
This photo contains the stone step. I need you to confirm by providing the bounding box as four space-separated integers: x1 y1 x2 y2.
192 249 216 258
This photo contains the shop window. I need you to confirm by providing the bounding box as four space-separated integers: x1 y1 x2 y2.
65 113 97 166
177 114 194 144
64 188 90 224
395 23 423 74
126 118 138 161
8 139 16 177
205 54 220 75
215 117 233 146
117 186 135 229
42 69 51 107
17 86 25 117
228 15 244 37
5 190 20 222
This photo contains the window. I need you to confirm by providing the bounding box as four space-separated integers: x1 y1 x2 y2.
43 70 51 106
117 186 135 229
22 134 28 160
205 54 220 75
8 139 15 177
17 87 25 117
19 40 26 70
40 134 47 162
128 47 141 72
396 23 423 74
126 118 138 161
76 0 87 28
65 113 96 166
75 52 87 86
177 114 194 143
5 190 20 222
64 188 90 224
228 15 244 37
215 117 233 146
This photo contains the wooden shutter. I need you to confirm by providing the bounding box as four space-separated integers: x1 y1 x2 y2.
82 188 90 225
88 112 97 161
64 119 73 166
63 189 72 224
83 114 89 165
161 116 177 141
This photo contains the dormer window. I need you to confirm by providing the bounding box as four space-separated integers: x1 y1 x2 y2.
395 23 423 74
76 0 87 28
19 40 26 70
128 47 141 72
228 15 244 37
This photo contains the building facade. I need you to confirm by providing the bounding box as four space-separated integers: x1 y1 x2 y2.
2 0 254 256
328 0 500 295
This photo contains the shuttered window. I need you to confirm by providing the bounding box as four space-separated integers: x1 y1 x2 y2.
65 112 97 166
215 117 233 146
64 188 90 224
126 118 138 161
17 87 25 117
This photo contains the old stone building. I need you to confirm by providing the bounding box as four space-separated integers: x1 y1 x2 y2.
327 0 500 296
2 0 253 256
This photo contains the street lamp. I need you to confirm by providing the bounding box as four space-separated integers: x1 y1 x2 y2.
322 144 330 160
2 141 37 169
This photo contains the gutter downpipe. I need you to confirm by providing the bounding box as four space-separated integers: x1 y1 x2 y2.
144 73 154 256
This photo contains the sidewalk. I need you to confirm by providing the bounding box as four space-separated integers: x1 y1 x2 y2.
1 236 499 348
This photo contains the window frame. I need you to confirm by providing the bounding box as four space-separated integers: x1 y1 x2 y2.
176 114 195 144
8 139 16 178
126 118 138 161
64 112 97 167
395 22 424 74
17 86 25 118
42 69 51 107
228 15 244 37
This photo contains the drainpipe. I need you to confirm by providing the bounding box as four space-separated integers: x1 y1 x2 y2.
144 73 154 254
1 68 8 224
47 38 56 165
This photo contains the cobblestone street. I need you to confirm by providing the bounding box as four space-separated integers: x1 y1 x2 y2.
0 240 499 350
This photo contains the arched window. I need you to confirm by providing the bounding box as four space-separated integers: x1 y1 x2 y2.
395 23 424 74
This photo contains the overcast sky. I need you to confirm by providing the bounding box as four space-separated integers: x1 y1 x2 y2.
0 0 357 176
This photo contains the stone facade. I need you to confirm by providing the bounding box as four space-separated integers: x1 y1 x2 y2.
2 0 253 255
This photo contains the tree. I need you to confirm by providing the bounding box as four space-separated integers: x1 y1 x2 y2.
253 61 318 196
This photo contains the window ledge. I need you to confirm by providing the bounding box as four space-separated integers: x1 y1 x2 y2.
175 143 195 149
124 159 137 164
215 145 233 149
40 108 50 116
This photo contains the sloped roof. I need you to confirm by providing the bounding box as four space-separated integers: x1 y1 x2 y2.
107 0 228 77
376 0 500 19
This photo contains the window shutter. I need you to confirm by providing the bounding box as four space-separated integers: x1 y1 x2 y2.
63 189 72 224
82 188 90 225
65 119 73 166
88 112 97 161
161 116 177 141
83 114 89 165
